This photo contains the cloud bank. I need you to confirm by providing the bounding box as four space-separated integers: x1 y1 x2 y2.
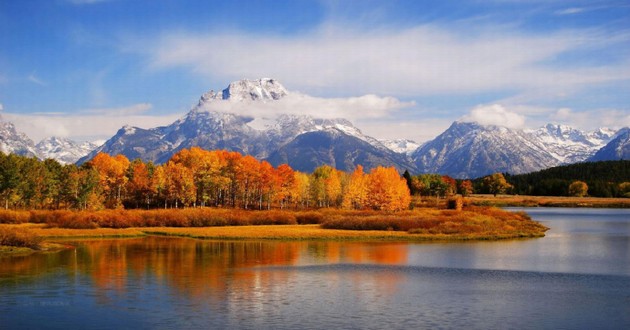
198 92 414 121
460 104 527 129
134 24 630 98
3 103 180 143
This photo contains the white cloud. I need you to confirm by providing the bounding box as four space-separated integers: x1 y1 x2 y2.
85 103 152 116
461 104 526 129
551 108 630 130
132 25 630 98
555 8 585 15
357 118 452 143
198 93 413 121
27 74 47 86
3 103 180 142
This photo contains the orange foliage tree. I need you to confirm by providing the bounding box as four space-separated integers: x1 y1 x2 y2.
342 165 368 209
365 166 411 211
89 153 130 208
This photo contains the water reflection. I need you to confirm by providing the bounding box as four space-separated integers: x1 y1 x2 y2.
2 208 630 329
0 238 410 303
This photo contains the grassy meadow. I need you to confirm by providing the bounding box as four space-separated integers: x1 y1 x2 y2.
466 194 630 208
0 206 548 254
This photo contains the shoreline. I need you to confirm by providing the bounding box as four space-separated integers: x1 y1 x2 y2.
1 222 547 256
0 206 552 255
465 195 630 208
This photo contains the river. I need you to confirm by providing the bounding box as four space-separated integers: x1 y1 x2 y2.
1 208 629 329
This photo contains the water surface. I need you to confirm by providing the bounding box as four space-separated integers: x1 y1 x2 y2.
1 208 629 329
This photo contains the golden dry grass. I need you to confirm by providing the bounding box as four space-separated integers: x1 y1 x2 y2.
143 225 418 241
0 206 548 246
467 194 630 208
0 224 146 239
144 223 545 241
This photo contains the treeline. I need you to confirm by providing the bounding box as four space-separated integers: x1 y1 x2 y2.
402 171 474 198
475 161 630 197
0 147 410 211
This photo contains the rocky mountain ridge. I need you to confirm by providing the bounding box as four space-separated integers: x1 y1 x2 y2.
2 78 627 176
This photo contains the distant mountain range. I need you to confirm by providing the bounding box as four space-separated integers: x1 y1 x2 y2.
1 78 628 177
0 118 97 164
77 78 417 173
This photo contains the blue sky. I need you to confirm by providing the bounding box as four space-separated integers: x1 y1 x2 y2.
0 0 629 142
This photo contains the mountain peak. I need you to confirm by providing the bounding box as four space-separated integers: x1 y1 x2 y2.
199 78 288 105
35 137 97 164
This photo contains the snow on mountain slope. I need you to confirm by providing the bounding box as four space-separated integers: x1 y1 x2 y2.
527 124 614 163
412 121 561 178
35 137 98 164
381 139 420 155
199 78 288 103
79 79 394 166
589 127 630 161
0 117 38 157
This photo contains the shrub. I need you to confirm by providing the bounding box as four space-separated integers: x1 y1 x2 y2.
47 212 98 229
0 210 30 224
295 211 325 224
447 196 463 211
0 227 42 249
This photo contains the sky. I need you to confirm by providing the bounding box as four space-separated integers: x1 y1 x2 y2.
0 0 629 143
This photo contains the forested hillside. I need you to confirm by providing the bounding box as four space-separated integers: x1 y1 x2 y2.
501 161 630 197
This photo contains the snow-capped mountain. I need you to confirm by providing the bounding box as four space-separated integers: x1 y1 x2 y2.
589 128 630 161
411 121 620 178
35 137 98 164
78 78 415 172
528 124 615 163
199 78 288 102
0 117 38 157
381 139 421 155
412 121 562 178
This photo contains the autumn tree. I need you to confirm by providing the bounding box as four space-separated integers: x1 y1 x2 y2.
276 164 297 209
568 180 588 197
73 165 103 210
152 165 168 208
483 173 513 197
164 161 195 208
620 182 630 198
258 161 280 210
365 166 411 211
293 171 311 208
458 180 474 197
342 165 368 209
441 175 457 197
89 153 130 208
0 153 22 209
126 159 156 209
413 174 450 199
236 155 261 209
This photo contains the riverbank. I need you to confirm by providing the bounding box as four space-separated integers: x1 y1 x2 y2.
0 207 548 254
466 195 630 208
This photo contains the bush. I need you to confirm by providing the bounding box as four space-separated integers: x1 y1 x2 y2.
0 210 30 224
295 211 324 224
447 196 463 211
0 227 42 249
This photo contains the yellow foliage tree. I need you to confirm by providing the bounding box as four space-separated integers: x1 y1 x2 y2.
365 166 411 211
568 180 588 197
483 173 512 197
342 165 368 209
89 152 130 208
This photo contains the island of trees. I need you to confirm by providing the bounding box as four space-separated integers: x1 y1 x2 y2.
0 147 556 251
